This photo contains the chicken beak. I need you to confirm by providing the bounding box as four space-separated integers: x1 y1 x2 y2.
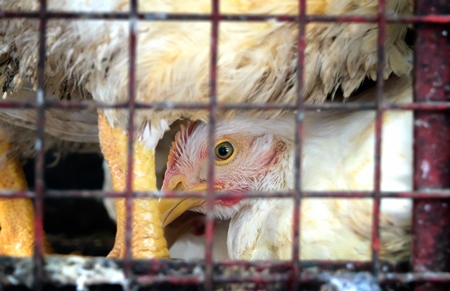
159 197 205 227
159 175 206 227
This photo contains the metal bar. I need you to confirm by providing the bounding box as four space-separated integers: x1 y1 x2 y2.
4 189 450 200
291 0 306 289
204 0 220 289
412 0 450 290
123 0 138 281
33 0 47 289
1 11 450 24
370 0 387 279
1 100 450 111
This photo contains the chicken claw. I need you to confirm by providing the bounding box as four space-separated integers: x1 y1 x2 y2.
0 131 35 257
98 113 169 259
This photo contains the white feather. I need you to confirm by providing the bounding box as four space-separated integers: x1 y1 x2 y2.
166 76 413 261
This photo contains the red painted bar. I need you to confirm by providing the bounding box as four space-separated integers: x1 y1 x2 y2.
290 0 307 288
4 189 450 200
204 0 220 289
1 10 450 24
122 0 139 279
33 0 48 289
413 0 450 290
2 99 450 111
371 0 388 278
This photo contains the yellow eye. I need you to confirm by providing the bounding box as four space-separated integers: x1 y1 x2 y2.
215 141 234 161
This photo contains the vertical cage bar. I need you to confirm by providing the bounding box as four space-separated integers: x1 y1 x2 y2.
371 0 387 278
412 1 450 290
205 0 220 289
124 0 138 276
33 0 47 289
291 0 306 289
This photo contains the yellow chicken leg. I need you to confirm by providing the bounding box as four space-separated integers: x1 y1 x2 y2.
98 113 169 259
0 132 35 257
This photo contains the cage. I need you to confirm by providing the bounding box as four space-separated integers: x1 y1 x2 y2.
0 0 449 290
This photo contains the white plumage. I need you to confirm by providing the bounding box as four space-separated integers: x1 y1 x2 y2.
0 0 413 258
161 75 412 261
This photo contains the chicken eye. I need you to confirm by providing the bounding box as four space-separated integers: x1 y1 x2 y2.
215 141 234 160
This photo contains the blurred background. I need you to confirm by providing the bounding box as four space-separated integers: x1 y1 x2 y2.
23 152 116 256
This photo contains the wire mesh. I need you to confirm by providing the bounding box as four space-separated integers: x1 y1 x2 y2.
0 0 449 290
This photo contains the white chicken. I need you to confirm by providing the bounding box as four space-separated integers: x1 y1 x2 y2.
0 0 413 258
159 76 413 261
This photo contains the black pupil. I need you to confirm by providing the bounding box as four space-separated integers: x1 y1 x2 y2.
218 145 229 157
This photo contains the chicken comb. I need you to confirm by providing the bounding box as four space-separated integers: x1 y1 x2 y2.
167 121 199 170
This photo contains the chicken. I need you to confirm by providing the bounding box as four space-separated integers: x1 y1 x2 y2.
159 75 413 261
0 0 412 258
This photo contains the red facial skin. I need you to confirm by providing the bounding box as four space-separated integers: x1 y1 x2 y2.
212 181 244 206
